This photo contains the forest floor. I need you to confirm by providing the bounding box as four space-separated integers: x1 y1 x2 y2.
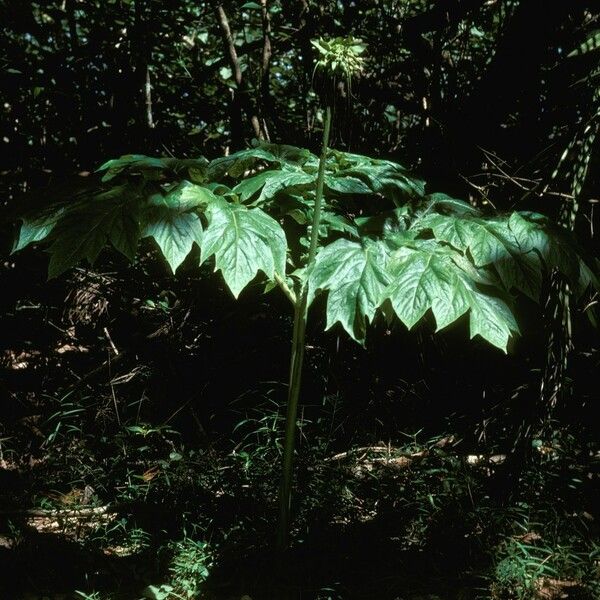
0 265 598 599
1 440 598 600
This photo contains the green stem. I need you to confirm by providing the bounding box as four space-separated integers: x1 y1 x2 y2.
277 105 332 550
274 272 296 305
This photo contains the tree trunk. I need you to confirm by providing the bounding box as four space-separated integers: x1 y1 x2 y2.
260 0 272 140
214 3 263 148
133 0 155 143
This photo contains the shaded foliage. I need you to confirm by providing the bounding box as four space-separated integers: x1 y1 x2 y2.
1 1 599 599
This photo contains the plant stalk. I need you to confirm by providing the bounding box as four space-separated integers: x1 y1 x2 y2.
277 105 332 550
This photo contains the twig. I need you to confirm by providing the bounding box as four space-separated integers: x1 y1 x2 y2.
107 347 121 426
66 351 127 392
459 174 496 208
481 148 530 191
103 327 119 356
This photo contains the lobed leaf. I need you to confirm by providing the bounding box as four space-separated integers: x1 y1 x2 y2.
325 174 372 196
143 212 203 274
258 167 315 202
412 211 586 301
383 249 468 331
12 212 61 253
423 192 479 216
415 213 512 267
257 142 315 165
309 239 391 343
508 211 579 282
10 144 597 354
98 154 169 182
382 244 519 351
207 147 280 180
200 199 287 297
233 170 274 203
46 185 142 278
140 182 213 273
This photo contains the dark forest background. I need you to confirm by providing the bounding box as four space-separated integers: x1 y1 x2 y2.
0 2 599 599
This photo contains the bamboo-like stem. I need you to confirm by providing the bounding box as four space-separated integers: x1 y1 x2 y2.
277 105 332 550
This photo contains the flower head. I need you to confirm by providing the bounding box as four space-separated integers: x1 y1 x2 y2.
311 37 366 84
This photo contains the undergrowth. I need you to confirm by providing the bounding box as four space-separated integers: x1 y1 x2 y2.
0 266 597 599
2 380 598 599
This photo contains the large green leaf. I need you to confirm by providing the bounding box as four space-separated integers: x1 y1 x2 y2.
232 170 274 203
339 163 426 203
200 199 287 297
423 193 479 216
161 180 216 211
382 245 519 351
383 249 469 331
508 211 579 282
415 212 544 300
329 150 408 173
320 211 358 237
13 212 61 252
207 147 280 180
309 239 391 343
466 285 520 351
140 182 212 273
98 154 169 182
327 150 425 202
46 185 141 278
494 251 543 301
9 144 597 353
416 213 512 267
258 167 315 202
98 154 167 173
258 142 315 165
143 212 203 274
325 174 372 196
96 155 210 186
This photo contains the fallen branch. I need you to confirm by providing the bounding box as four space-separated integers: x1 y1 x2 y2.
325 445 507 468
0 503 125 519
325 445 428 462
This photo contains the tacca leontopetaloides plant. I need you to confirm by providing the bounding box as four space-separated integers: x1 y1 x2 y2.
9 39 599 552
